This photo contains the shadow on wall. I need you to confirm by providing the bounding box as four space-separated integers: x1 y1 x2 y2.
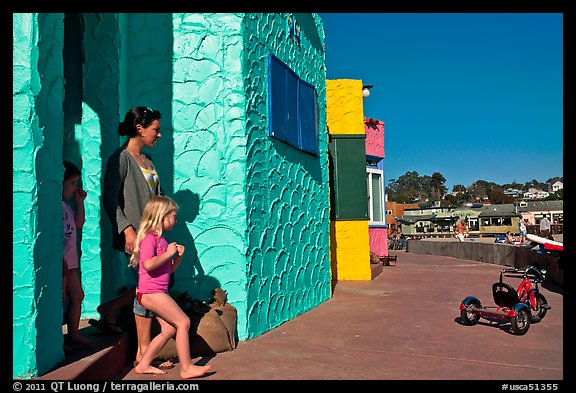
169 189 212 300
79 13 176 303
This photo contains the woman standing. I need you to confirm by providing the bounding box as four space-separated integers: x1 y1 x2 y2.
90 106 173 369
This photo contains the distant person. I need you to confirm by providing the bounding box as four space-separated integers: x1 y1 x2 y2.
387 230 396 250
539 216 551 239
62 161 95 346
129 196 212 378
399 233 407 249
518 216 528 244
455 219 469 242
505 231 516 244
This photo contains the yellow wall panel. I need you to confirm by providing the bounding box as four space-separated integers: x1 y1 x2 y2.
330 220 372 280
326 79 365 135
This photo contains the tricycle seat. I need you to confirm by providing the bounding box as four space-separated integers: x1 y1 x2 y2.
492 282 520 308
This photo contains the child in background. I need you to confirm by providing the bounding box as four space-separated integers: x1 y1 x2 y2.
518 216 528 244
129 196 212 378
505 231 516 244
62 161 95 345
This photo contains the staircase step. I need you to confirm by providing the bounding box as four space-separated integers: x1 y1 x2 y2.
36 320 132 380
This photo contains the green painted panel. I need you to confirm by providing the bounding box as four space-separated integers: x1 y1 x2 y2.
329 134 369 220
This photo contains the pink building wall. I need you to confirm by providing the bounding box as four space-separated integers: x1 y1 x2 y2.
365 117 388 256
365 118 384 158
369 227 388 256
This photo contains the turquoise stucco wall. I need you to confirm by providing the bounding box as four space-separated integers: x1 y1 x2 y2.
13 13 66 378
80 13 123 309
169 13 249 339
242 13 331 338
13 12 330 378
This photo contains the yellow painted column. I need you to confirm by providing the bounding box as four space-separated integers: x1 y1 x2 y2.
326 79 371 281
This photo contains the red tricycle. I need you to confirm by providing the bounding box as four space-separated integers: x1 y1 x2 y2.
459 264 551 335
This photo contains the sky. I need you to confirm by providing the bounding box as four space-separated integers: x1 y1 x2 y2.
319 13 563 191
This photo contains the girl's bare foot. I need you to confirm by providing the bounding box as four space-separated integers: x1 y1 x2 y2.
134 364 167 375
180 364 212 379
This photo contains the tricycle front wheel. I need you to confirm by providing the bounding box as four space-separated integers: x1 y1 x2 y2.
511 307 531 335
530 292 549 323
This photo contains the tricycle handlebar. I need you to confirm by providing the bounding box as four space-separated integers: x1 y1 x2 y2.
501 265 546 282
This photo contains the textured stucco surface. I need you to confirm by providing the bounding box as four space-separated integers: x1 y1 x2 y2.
369 227 388 257
330 221 371 280
365 119 384 158
80 13 124 310
74 105 103 315
365 119 388 256
169 13 250 339
326 79 364 135
242 13 331 339
326 79 371 280
13 13 331 377
13 13 66 378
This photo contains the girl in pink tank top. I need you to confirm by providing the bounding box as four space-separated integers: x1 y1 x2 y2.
128 196 212 378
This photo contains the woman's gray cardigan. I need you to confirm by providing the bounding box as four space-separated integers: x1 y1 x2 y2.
103 148 163 251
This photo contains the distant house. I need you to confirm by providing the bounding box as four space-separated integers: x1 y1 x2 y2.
478 203 517 236
386 200 419 233
523 188 550 200
451 204 484 233
396 200 563 237
518 200 564 225
504 188 523 198
551 181 563 192
397 205 457 237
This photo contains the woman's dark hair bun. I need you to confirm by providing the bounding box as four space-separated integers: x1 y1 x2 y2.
118 122 129 136
117 106 160 137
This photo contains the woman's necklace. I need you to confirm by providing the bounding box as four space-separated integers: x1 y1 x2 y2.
129 149 149 168
128 148 143 159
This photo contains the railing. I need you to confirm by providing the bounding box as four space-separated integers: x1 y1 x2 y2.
526 224 563 236
396 223 563 243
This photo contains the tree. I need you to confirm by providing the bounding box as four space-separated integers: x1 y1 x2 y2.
386 171 427 203
454 190 471 204
429 172 447 201
452 184 466 193
443 194 457 206
468 181 487 202
545 189 563 200
524 179 546 190
487 189 515 204
385 172 561 205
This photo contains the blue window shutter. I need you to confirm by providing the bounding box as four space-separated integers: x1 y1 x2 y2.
269 55 288 140
269 54 298 149
268 53 318 155
298 80 318 155
285 71 299 148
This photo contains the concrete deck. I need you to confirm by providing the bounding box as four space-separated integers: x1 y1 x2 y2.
35 249 565 385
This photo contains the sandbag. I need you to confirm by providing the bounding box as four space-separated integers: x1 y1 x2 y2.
152 288 237 359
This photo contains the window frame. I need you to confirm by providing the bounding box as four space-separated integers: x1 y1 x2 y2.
367 167 385 224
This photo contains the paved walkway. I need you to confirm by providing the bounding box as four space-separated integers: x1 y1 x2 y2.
118 250 564 382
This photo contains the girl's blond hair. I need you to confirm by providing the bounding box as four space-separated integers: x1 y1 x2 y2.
129 195 178 268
